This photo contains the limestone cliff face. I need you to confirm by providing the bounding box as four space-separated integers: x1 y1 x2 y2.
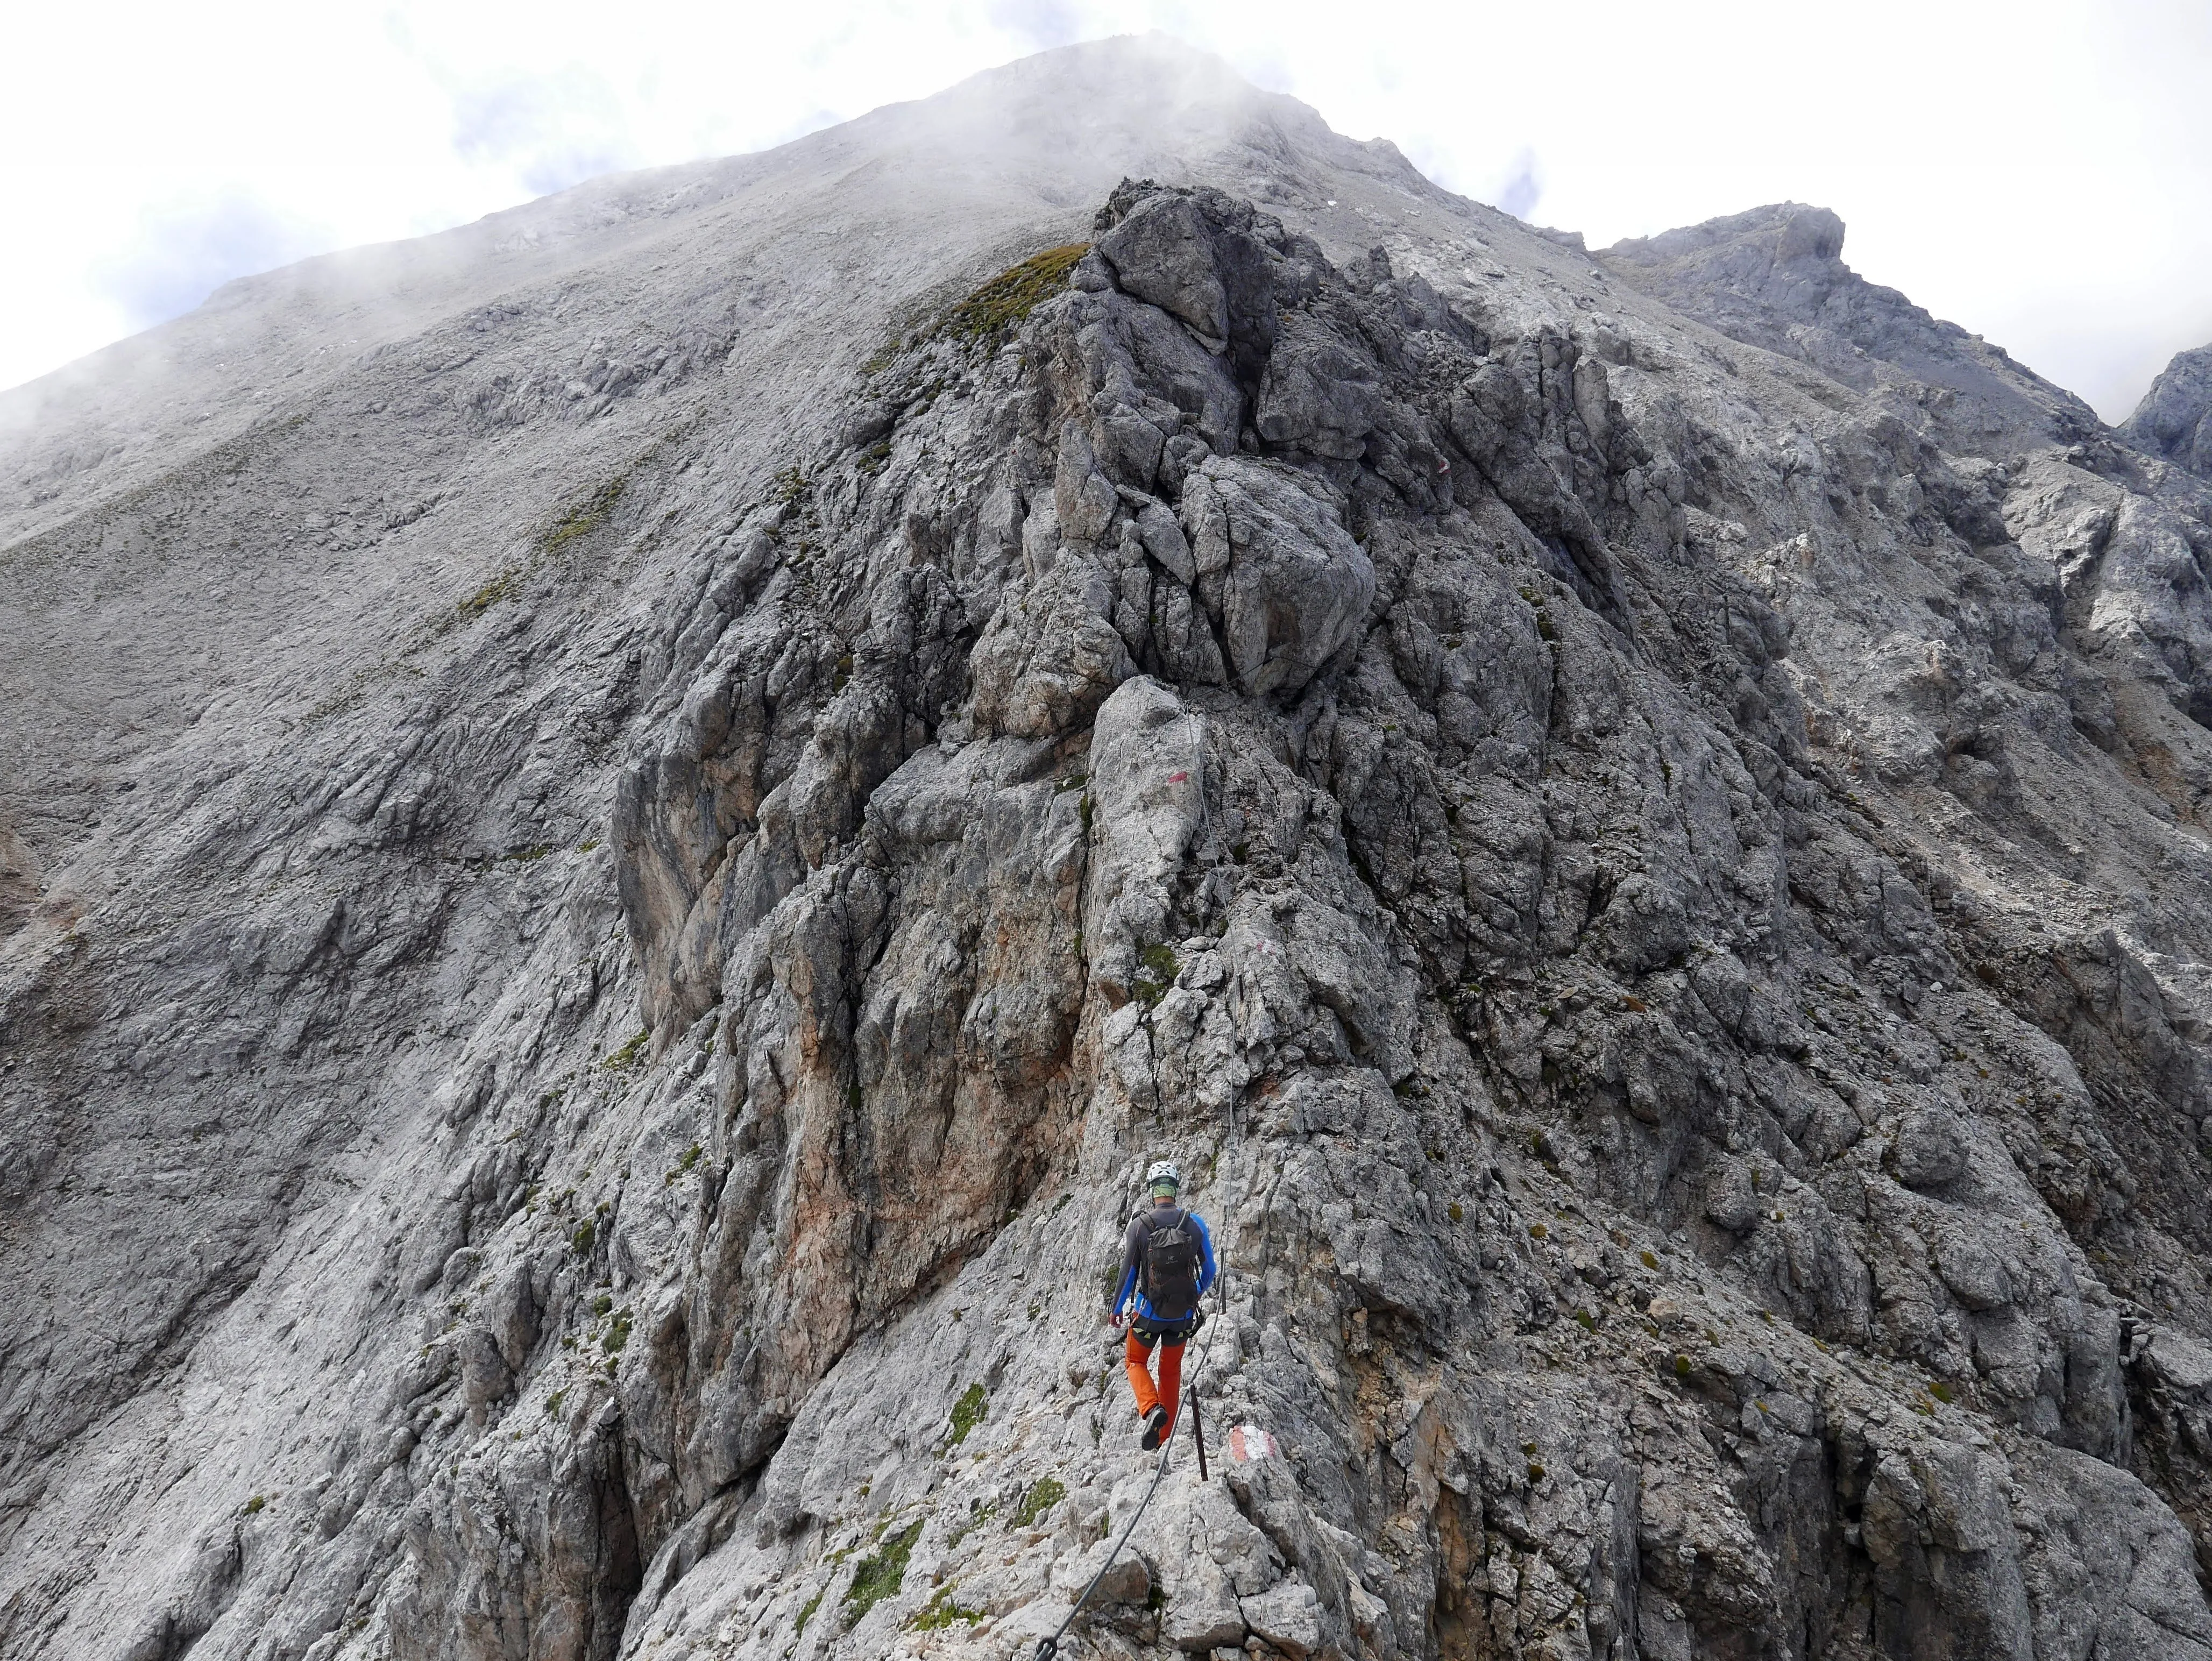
10 36 2212 1661
2127 343 2212 479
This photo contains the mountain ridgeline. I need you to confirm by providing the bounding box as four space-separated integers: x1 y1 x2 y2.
8 36 2212 1661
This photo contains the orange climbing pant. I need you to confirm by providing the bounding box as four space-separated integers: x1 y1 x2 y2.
1125 1327 1186 1428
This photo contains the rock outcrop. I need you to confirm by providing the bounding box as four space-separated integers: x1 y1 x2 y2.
2126 343 2212 478
1599 202 2104 452
9 34 2212 1661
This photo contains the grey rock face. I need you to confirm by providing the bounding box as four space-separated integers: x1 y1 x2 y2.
1096 179 1278 393
2125 343 2212 477
1181 457 1374 697
1894 1109 1972 1189
1600 202 2103 451
13 34 2212 1661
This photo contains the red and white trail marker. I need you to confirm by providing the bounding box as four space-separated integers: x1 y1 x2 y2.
1226 1425 1278 1463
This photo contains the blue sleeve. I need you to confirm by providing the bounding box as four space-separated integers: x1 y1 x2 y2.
1195 1216 1217 1298
1112 1263 1138 1317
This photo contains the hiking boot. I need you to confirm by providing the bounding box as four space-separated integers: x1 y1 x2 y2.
1140 1406 1169 1451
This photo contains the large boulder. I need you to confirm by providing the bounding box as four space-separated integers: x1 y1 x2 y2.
969 551 1135 737
1894 1109 1971 1189
1241 1579 1325 1659
1081 676 1207 1006
1095 179 1277 391
1178 457 1374 699
1256 311 1380 460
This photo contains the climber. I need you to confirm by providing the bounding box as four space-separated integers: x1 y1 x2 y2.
1107 1159 1217 1451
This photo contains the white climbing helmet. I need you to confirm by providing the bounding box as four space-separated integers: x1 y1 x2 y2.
1146 1159 1181 1196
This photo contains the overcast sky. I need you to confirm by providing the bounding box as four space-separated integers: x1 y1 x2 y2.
7 1 2208 420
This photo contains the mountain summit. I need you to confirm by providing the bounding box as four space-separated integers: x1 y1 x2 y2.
9 35 2212 1661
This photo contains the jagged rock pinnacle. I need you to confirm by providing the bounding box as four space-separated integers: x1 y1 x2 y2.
2126 341 2212 477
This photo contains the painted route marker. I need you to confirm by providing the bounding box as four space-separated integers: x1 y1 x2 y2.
1226 1425 1278 1463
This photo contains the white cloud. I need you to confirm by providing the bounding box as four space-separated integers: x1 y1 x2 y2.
5 0 2207 419
93 191 333 331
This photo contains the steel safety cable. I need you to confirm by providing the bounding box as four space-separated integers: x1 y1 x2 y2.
1036 1149 1245 1659
1036 707 1243 1661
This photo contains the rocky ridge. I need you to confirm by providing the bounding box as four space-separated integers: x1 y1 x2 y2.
8 34 2212 1661
2127 343 2212 480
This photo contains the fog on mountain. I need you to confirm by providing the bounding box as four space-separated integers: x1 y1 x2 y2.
9 33 2212 1661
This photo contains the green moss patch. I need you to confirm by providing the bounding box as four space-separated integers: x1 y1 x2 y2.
458 569 520 619
539 478 625 553
940 245 1090 342
1131 942 1180 1009
843 1519 923 1627
910 1586 982 1631
945 1382 988 1450
770 465 812 510
1013 1477 1065 1530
